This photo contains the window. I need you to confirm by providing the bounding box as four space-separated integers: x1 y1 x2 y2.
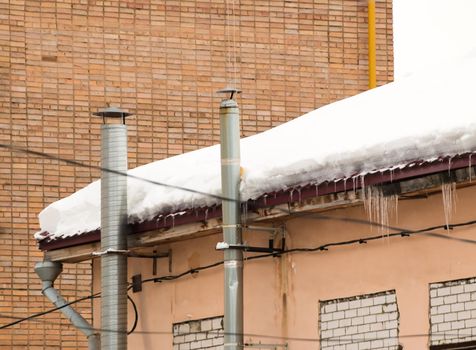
173 316 224 350
319 290 399 350
430 277 476 349
430 340 476 349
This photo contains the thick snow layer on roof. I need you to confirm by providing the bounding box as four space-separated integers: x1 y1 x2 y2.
37 54 476 242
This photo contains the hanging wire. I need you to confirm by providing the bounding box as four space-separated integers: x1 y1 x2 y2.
0 293 100 330
127 294 138 335
225 0 230 85
0 143 233 203
4 141 476 247
232 0 237 87
0 307 468 344
224 0 238 88
3 142 476 337
2 218 476 335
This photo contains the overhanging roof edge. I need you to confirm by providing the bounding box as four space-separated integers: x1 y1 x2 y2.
38 152 476 252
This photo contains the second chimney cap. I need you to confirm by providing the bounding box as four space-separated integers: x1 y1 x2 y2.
93 106 133 118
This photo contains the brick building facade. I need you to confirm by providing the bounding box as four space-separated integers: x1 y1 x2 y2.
0 0 393 348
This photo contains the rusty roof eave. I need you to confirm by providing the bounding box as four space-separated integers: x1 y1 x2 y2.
38 153 475 252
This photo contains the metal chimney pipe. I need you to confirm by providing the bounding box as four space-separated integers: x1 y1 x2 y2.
93 106 131 350
218 90 243 350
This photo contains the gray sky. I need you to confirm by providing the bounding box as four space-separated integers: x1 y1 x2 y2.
393 0 476 79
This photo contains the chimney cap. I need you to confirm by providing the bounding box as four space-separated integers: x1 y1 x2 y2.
217 88 241 100
93 106 133 118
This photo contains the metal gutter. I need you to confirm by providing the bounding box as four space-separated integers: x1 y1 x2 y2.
38 152 475 252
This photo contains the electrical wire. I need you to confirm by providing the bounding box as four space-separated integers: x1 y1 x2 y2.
0 287 34 291
5 140 475 247
3 142 476 342
3 140 473 244
3 218 476 332
136 260 224 286
4 140 475 256
134 218 476 288
287 221 476 253
277 208 476 245
0 291 137 336
0 143 234 203
0 293 100 330
1 309 476 345
127 294 138 335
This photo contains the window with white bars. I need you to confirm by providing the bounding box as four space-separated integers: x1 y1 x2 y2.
173 316 224 350
430 277 476 349
319 290 399 350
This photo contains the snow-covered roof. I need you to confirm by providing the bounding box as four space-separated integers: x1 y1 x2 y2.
37 54 476 243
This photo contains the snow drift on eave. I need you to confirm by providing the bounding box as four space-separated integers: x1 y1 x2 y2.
36 54 476 242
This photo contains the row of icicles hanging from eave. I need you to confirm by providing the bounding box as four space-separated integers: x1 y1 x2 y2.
362 182 457 235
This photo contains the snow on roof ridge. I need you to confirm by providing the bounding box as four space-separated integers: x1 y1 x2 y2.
37 55 476 242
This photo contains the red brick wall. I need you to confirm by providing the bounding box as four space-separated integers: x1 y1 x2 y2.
0 0 392 348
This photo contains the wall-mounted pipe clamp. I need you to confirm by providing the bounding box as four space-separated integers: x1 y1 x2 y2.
91 248 130 257
216 242 284 254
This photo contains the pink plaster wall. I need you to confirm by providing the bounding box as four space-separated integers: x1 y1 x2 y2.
93 184 476 349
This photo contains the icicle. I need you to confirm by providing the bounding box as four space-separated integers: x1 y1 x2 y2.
469 154 473 182
315 183 319 197
394 195 399 225
289 188 295 202
363 186 372 227
156 215 163 226
441 182 457 231
343 178 347 192
448 157 452 175
360 175 366 202
334 181 337 193
204 208 209 221
297 188 302 203
363 186 398 235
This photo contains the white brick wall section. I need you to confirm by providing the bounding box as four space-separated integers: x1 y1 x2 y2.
430 277 476 346
173 316 224 350
319 290 399 350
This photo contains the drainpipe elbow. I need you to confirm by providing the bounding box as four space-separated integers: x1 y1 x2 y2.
35 261 100 350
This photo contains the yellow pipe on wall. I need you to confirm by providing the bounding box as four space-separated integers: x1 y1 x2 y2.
368 0 377 89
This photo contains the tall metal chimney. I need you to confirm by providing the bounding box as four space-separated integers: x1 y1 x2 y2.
93 106 131 350
218 89 243 350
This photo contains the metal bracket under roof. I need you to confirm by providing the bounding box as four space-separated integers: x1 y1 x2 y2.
128 248 172 275
217 225 286 255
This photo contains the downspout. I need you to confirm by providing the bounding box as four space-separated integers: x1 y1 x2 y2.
368 0 377 89
93 106 131 350
219 89 243 350
35 261 100 350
